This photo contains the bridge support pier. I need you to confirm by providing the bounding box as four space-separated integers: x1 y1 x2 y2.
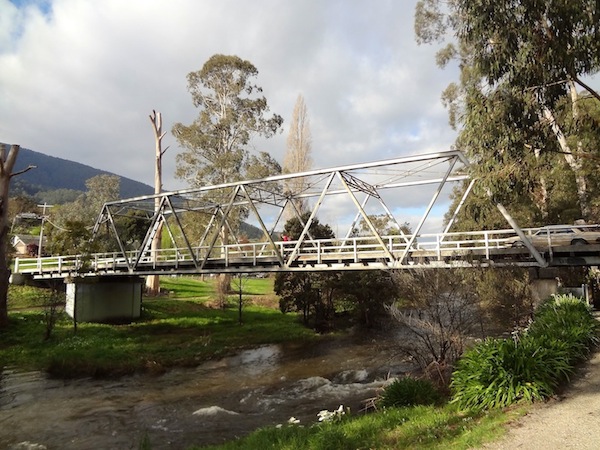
66 276 143 323
529 268 560 304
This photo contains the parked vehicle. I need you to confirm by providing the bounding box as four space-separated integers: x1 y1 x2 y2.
508 225 600 248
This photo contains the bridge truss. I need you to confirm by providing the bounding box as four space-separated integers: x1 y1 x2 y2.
14 150 600 278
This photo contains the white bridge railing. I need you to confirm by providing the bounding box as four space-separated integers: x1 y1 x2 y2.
13 227 542 277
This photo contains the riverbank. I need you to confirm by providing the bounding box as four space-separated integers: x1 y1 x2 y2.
0 278 319 377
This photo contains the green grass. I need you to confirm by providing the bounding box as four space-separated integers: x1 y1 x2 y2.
7 284 57 309
193 403 525 450
1 276 315 377
158 276 216 298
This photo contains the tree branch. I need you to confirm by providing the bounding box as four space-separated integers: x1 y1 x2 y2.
573 75 600 103
10 165 37 178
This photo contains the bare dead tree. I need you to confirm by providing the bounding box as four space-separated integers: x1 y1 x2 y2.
146 110 169 296
387 268 483 387
0 143 36 327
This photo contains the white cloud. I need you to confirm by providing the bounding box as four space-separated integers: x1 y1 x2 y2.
0 0 459 205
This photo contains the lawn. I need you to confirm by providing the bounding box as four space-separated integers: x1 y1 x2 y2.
1 276 317 377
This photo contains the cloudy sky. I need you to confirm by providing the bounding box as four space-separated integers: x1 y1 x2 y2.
1 0 462 232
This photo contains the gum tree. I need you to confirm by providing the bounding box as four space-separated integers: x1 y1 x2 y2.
416 0 600 222
172 54 283 297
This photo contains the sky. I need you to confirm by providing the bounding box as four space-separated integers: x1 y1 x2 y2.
0 0 461 232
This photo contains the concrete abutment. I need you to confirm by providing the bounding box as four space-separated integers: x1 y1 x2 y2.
66 276 142 323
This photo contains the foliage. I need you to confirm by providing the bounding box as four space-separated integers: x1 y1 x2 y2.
450 336 571 410
527 294 600 362
335 270 396 327
415 0 600 224
274 213 338 330
473 267 535 331
283 94 312 218
172 54 283 301
173 54 283 189
46 174 122 254
274 214 391 331
42 287 65 340
378 377 443 408
451 294 598 411
52 174 120 224
47 220 95 255
195 403 520 450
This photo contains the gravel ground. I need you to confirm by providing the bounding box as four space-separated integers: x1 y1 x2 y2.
480 346 600 450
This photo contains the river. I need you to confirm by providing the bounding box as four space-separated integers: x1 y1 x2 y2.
0 330 412 450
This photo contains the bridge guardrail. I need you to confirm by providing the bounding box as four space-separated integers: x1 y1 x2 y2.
14 226 551 277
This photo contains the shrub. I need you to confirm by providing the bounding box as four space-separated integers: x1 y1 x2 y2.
378 376 442 408
450 336 573 410
527 294 599 362
451 294 599 411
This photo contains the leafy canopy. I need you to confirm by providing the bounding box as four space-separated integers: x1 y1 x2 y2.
173 54 283 188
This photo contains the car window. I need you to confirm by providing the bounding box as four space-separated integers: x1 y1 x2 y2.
551 229 574 234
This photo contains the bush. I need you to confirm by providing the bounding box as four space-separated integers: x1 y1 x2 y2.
450 294 598 411
378 377 442 408
450 336 572 410
528 294 599 362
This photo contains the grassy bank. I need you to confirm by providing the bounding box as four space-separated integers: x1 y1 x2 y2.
194 404 525 450
1 276 317 377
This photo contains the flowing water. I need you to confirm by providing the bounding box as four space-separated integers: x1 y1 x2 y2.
0 331 412 450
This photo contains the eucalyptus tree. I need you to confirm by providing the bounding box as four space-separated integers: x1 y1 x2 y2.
173 54 283 188
173 54 282 227
51 174 120 226
416 0 600 223
172 54 283 297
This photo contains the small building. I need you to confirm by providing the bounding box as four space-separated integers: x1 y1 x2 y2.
12 235 46 256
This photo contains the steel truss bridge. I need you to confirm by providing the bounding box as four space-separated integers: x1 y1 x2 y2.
14 150 600 279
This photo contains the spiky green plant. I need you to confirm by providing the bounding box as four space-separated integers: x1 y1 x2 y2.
379 376 443 408
450 336 573 411
527 294 599 362
451 294 598 411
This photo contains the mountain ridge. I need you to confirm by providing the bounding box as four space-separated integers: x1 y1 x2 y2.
8 147 154 199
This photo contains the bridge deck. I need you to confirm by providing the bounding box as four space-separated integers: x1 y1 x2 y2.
14 228 600 279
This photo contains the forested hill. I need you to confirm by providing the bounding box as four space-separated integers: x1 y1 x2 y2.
9 147 153 201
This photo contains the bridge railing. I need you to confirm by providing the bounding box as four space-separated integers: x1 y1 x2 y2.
13 227 540 276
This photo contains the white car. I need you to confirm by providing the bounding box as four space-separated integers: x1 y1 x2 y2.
509 225 600 248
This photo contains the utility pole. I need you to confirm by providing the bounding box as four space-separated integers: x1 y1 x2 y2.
146 110 169 296
37 203 53 259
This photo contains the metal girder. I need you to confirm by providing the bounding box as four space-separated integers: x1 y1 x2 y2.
337 171 395 263
81 149 557 275
398 157 458 264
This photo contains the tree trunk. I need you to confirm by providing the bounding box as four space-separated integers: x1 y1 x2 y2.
541 104 590 219
146 111 167 296
0 144 34 328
